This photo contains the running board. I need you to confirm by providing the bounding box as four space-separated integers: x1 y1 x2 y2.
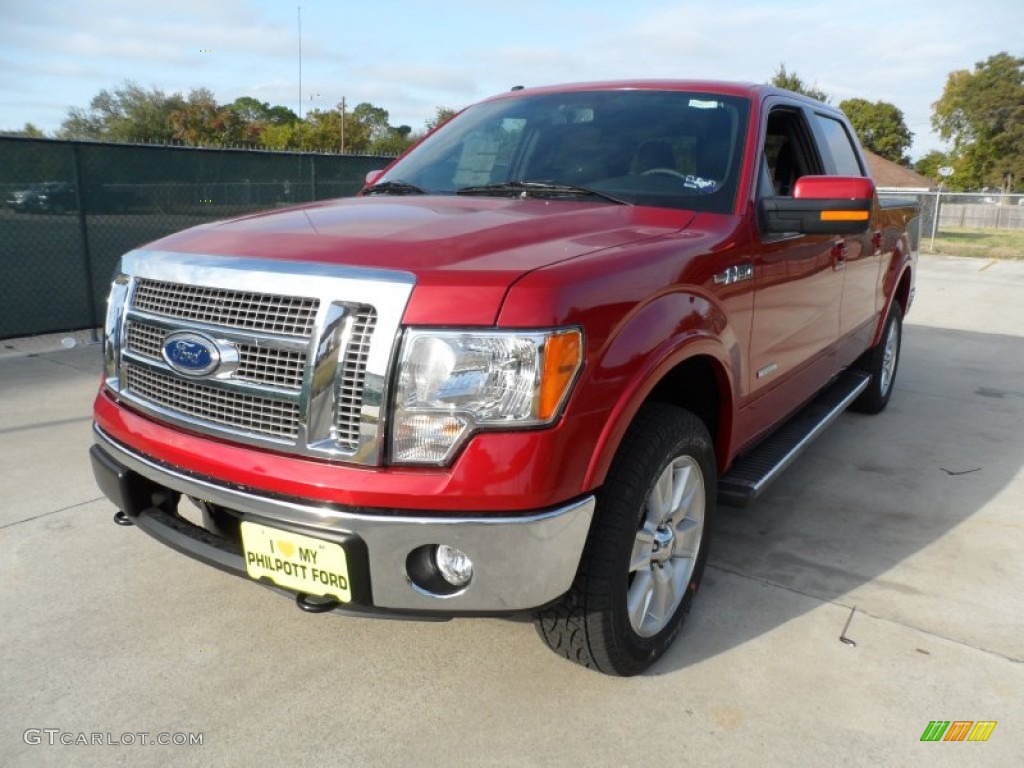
718 370 870 508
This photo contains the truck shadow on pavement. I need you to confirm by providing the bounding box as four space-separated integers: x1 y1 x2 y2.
650 323 1024 674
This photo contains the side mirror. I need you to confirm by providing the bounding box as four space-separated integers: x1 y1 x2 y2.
364 170 385 187
761 176 874 235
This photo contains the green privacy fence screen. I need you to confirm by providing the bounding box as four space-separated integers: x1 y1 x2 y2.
0 137 393 339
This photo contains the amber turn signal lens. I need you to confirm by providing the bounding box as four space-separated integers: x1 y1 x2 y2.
538 330 582 420
820 210 869 221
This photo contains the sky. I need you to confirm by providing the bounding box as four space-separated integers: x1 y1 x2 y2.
1 0 1021 159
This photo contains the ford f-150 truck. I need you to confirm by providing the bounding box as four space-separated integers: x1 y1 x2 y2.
90 81 918 675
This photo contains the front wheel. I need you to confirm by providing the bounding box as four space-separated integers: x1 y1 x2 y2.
852 302 903 414
535 403 715 675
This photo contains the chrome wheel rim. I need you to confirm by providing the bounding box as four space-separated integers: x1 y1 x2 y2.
879 318 900 396
627 455 705 638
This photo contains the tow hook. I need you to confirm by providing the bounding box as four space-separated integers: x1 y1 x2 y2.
113 510 135 526
295 593 340 614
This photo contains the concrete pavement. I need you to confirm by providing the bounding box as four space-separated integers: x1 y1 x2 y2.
1 255 1022 767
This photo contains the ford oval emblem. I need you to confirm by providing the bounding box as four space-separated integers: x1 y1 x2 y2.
162 332 221 377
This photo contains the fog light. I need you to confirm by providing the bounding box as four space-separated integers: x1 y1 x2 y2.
434 544 473 587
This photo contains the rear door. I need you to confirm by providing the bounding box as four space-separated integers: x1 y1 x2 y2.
809 112 879 340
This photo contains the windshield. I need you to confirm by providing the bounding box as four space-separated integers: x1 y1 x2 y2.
377 90 750 213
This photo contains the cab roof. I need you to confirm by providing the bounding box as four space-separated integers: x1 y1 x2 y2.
482 80 835 111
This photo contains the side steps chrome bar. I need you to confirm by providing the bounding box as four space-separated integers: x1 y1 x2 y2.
718 371 871 508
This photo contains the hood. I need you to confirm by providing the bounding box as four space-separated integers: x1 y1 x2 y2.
143 196 694 324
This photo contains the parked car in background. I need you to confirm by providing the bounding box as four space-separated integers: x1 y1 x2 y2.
5 181 78 214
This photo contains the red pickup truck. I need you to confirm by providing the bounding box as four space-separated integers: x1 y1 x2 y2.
91 81 918 675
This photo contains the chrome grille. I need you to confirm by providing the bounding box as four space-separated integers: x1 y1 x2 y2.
236 346 305 390
124 364 299 439
107 252 414 465
125 320 307 390
126 321 163 358
133 278 319 336
336 308 377 449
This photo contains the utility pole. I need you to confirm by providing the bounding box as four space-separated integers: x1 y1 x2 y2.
339 96 346 154
931 166 954 252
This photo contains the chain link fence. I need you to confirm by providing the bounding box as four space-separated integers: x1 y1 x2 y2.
5 138 1020 340
0 137 395 339
879 189 1024 258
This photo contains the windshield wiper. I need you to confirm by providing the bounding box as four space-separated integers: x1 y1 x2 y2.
362 179 427 196
456 181 629 205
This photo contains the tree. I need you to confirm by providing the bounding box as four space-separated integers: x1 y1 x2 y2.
769 64 829 103
425 106 458 132
57 107 105 140
932 52 1024 192
227 97 297 127
177 89 263 146
227 96 266 123
57 81 187 143
0 123 45 138
292 106 407 154
914 150 951 183
351 103 391 142
54 82 412 154
168 88 222 145
839 98 913 164
301 109 348 152
260 122 300 150
369 125 414 155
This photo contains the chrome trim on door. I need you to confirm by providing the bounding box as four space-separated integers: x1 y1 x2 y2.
713 263 754 285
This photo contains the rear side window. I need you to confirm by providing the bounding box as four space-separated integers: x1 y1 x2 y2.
814 115 863 177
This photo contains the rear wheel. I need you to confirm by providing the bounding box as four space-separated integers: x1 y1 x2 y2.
852 302 902 414
535 403 715 675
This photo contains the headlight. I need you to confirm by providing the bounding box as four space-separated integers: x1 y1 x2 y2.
391 328 583 465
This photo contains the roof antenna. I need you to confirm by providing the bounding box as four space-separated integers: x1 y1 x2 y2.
510 85 525 91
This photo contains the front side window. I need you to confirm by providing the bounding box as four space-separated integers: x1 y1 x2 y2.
760 108 822 198
376 90 751 214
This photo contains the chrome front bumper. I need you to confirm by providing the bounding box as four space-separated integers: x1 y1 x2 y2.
91 425 594 614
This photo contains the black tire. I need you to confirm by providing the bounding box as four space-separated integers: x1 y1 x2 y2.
535 403 715 675
851 302 903 414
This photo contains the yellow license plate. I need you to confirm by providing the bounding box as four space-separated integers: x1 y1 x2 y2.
240 521 352 604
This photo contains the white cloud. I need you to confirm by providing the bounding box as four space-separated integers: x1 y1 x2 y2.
1 0 1021 155
349 64 476 95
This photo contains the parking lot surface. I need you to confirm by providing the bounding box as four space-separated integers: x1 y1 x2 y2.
2 254 1022 766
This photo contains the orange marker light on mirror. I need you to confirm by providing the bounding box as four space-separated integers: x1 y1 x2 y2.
820 210 870 221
